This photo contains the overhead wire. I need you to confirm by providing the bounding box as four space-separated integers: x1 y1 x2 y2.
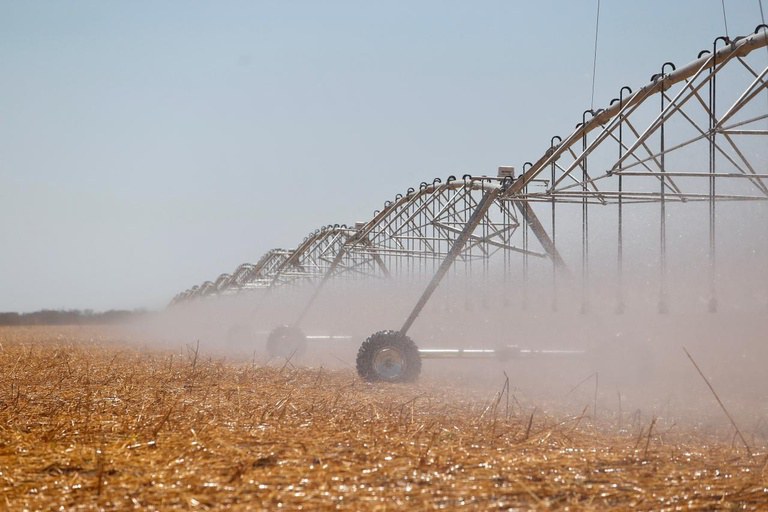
721 0 729 38
590 0 601 109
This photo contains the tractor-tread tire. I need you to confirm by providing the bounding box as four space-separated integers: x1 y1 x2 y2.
356 330 421 383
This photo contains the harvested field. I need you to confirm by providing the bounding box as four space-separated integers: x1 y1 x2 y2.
0 326 766 510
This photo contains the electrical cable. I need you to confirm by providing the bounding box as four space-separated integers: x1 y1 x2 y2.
590 0 601 109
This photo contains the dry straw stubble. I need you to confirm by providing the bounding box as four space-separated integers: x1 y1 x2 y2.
0 326 766 510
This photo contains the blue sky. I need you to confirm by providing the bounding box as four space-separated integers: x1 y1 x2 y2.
1 1 765 311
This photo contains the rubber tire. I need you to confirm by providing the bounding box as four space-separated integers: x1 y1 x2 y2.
266 325 307 358
356 330 422 383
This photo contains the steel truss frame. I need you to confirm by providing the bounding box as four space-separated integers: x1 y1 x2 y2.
172 179 564 304
172 27 768 320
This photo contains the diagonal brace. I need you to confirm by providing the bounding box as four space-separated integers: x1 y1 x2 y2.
400 187 502 336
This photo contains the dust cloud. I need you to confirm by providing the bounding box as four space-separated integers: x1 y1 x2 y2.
129 199 768 443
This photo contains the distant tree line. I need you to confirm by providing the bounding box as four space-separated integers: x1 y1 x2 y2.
0 309 151 326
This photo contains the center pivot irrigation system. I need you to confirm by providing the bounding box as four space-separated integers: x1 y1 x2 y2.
173 27 768 382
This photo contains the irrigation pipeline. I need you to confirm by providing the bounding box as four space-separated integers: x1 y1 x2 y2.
173 27 768 323
508 28 768 194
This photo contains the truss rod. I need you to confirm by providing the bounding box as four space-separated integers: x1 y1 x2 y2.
513 200 571 277
615 172 768 179
400 186 504 336
509 29 768 196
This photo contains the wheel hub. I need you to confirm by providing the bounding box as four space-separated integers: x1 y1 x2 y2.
372 347 406 380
